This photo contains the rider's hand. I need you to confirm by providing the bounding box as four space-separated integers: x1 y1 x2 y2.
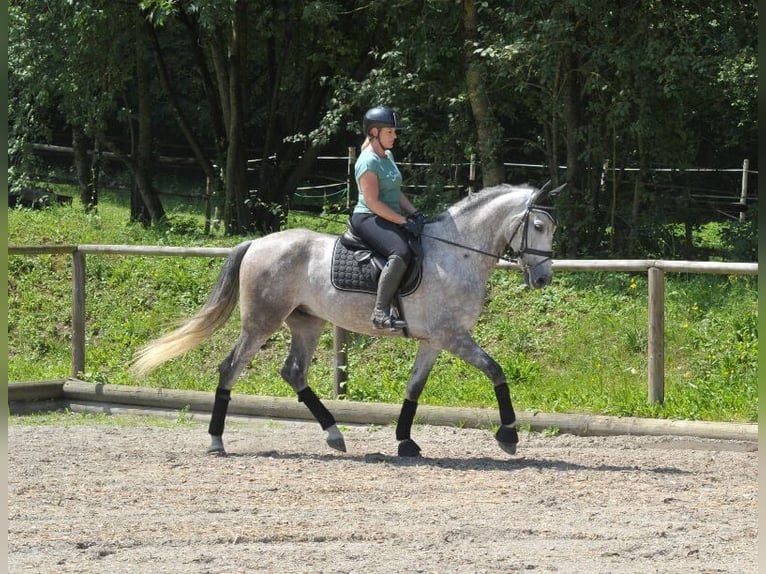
411 212 427 227
402 212 426 237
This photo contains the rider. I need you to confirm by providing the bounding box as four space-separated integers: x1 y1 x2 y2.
351 105 426 331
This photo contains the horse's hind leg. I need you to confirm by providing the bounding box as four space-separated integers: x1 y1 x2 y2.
445 333 519 456
208 327 271 454
281 311 346 452
395 342 441 457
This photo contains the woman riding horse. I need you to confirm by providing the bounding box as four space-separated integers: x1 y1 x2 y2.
132 175 559 458
351 106 426 331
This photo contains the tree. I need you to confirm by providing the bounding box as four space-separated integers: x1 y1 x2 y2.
471 0 757 256
9 0 167 223
463 0 505 187
132 8 167 224
144 0 375 234
9 1 121 208
244 1 403 232
10 1 756 254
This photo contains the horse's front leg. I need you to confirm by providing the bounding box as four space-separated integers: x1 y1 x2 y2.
395 343 441 457
445 333 519 456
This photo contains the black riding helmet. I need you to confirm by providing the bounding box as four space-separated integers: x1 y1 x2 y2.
363 105 402 135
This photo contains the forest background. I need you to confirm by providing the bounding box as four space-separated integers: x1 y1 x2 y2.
8 0 758 259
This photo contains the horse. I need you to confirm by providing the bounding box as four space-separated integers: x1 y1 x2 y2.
131 183 559 457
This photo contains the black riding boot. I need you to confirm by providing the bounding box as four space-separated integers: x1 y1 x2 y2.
371 255 408 330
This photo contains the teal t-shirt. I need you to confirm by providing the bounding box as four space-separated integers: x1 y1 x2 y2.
353 147 403 215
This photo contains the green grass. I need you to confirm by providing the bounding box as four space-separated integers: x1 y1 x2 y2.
8 185 758 423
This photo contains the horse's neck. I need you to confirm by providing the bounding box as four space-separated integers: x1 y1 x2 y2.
444 190 527 255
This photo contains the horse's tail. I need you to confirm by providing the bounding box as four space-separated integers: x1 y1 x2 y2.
130 240 252 376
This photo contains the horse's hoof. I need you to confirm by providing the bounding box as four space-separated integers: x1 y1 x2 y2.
326 424 347 452
495 424 519 456
207 436 226 455
398 439 422 457
327 436 347 452
496 441 517 455
325 425 347 452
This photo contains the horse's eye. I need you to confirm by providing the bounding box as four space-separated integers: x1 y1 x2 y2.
533 218 545 230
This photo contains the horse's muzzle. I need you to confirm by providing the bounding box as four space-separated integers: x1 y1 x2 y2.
524 267 552 289
533 274 551 288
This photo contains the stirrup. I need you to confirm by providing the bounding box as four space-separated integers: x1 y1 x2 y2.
372 315 408 331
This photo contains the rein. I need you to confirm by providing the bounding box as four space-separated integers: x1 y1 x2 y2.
420 231 520 264
421 205 556 266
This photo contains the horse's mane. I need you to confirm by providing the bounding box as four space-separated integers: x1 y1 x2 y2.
434 183 534 221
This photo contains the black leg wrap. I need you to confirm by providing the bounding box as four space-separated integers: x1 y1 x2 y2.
297 387 336 431
396 399 418 441
494 383 516 426
208 387 231 437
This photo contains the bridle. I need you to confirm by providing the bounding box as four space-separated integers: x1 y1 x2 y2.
507 205 558 262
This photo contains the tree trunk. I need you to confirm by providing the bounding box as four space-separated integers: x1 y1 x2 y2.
178 11 228 234
147 22 219 191
90 137 102 208
252 2 307 235
554 12 595 257
463 0 505 188
130 179 151 227
132 8 165 225
178 10 227 158
223 0 251 235
560 44 583 193
627 128 646 255
72 126 98 210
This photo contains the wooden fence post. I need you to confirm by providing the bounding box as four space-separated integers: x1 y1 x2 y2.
72 250 86 377
648 266 665 404
347 146 357 211
333 326 349 398
739 158 749 223
204 175 212 235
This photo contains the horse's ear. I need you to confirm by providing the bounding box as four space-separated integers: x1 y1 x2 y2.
530 182 566 206
550 183 567 196
529 182 549 205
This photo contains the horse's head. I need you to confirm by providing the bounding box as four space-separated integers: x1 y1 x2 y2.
509 183 562 289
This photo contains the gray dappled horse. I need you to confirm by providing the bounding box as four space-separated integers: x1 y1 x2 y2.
131 183 558 457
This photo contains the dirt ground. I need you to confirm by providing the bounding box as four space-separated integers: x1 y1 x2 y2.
8 416 758 574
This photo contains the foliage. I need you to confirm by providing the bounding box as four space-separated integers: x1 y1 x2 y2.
9 1 135 188
472 1 758 257
718 219 758 261
7 192 757 423
8 1 756 254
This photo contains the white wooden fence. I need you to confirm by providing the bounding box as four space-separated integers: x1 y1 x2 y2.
8 244 757 403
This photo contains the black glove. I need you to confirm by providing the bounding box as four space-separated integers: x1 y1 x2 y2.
402 212 426 237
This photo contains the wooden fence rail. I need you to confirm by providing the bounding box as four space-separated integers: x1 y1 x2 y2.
8 244 757 404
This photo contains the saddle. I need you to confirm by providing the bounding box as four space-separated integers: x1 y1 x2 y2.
330 225 423 297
